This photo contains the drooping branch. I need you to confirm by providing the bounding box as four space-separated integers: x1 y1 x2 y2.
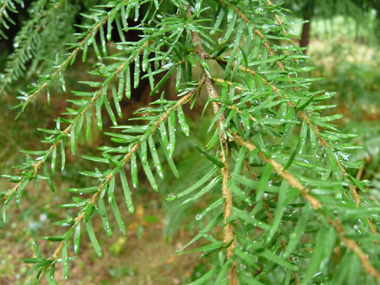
217 1 377 264
1 40 152 208
216 0 349 178
216 43 366 209
1 0 132 104
225 0 370 216
0 1 13 39
0 5 51 96
217 1 378 272
37 78 205 281
231 133 380 282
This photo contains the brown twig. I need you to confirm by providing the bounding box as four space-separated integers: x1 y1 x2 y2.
212 77 243 92
322 213 380 281
232 134 321 209
186 6 237 284
205 75 237 284
265 0 287 35
0 1 7 24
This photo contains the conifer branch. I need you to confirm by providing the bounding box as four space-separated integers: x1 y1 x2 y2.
1 40 152 207
2 82 104 206
37 78 205 280
2 1 378 283
9 0 131 108
0 4 50 95
0 25 40 92
232 133 380 281
222 1 368 221
216 52 366 212
0 2 7 22
216 56 336 150
223 103 257 122
219 0 287 72
205 69 237 285
323 213 380 282
0 1 13 38
264 0 287 35
231 134 321 209
187 5 237 284
216 1 349 178
212 77 243 92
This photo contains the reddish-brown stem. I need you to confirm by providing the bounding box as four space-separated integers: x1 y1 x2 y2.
186 5 237 284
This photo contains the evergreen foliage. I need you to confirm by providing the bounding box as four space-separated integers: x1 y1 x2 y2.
0 0 23 40
1 0 380 284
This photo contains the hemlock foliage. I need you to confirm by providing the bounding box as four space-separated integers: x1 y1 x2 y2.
1 0 380 284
